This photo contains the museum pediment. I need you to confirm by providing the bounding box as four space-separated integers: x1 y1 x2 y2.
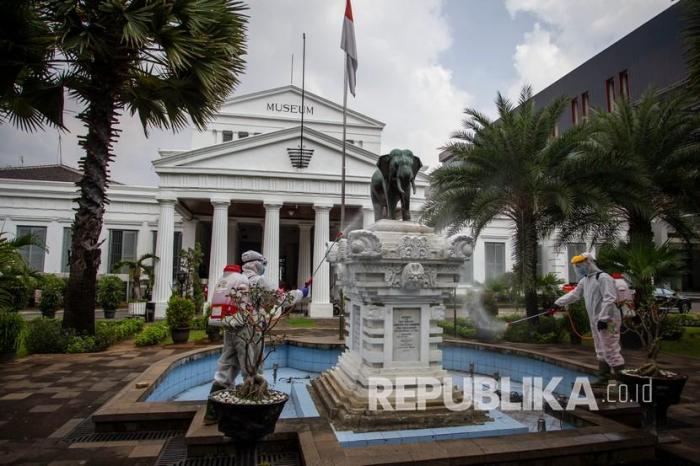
217 85 384 129
152 126 381 179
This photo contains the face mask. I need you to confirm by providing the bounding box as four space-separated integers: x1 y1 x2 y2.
575 264 588 278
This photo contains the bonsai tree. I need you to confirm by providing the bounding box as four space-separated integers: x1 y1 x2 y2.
112 253 158 302
39 274 66 318
224 285 296 400
165 295 195 330
597 240 684 375
96 275 125 318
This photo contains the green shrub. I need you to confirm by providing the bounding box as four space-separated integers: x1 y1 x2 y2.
97 275 125 311
674 313 700 327
135 322 169 346
66 335 97 353
166 296 195 329
8 275 37 311
39 274 65 313
24 318 69 353
502 315 567 344
481 290 499 316
661 314 686 341
0 311 23 353
191 315 207 330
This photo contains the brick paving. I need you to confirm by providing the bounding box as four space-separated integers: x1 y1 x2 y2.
0 340 198 465
0 320 698 465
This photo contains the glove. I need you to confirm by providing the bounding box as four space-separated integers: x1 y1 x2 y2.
304 277 313 287
301 287 310 298
597 320 608 331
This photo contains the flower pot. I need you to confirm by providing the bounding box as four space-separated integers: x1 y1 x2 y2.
145 302 155 322
209 388 288 441
170 327 190 344
619 369 688 433
103 309 116 319
40 309 56 319
206 327 222 343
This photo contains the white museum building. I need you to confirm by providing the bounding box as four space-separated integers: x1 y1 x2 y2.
0 85 582 318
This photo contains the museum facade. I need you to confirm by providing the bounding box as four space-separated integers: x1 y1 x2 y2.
0 85 587 317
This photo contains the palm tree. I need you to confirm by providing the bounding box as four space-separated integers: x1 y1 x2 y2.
16 0 248 335
0 1 63 130
581 92 700 244
0 232 42 311
423 86 614 318
112 253 158 302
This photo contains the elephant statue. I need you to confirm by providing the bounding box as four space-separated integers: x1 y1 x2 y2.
370 149 423 221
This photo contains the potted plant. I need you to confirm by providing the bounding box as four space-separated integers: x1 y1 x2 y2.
97 275 125 319
598 241 688 433
0 310 23 361
166 295 194 344
208 285 296 442
39 274 65 318
112 253 158 317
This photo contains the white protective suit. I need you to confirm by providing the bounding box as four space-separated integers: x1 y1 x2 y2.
555 262 625 368
212 251 306 387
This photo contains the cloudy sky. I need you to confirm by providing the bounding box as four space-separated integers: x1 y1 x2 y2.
0 0 674 186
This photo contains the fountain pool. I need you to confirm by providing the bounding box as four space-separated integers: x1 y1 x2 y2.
142 341 588 446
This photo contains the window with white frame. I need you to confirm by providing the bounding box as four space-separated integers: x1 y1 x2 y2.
485 242 506 281
17 225 47 271
109 229 138 272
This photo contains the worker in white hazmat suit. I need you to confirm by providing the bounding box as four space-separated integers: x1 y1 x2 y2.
204 250 310 423
553 252 625 383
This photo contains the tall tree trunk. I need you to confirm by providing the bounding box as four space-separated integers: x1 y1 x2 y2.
62 71 119 334
627 213 654 245
516 209 540 319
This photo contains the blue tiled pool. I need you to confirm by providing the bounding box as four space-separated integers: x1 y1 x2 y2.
143 342 586 444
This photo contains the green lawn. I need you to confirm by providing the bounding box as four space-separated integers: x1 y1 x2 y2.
162 328 207 345
286 316 316 328
661 327 700 358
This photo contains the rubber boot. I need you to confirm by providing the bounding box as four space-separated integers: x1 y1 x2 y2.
611 364 625 380
591 360 611 387
204 382 227 425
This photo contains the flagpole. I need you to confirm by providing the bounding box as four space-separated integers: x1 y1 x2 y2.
340 62 348 234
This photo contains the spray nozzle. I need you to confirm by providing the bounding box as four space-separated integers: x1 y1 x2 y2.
335 231 344 239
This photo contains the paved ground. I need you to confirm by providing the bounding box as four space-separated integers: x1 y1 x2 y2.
0 341 198 465
0 318 698 465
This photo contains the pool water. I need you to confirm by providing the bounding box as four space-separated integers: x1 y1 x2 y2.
144 343 583 445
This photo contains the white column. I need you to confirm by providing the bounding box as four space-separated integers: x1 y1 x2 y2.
310 203 333 318
136 221 151 259
227 220 239 265
297 223 312 287
362 207 375 229
153 196 177 318
263 203 281 288
44 219 63 273
207 198 230 301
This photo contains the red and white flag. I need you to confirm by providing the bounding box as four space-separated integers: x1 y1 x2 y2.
340 0 357 96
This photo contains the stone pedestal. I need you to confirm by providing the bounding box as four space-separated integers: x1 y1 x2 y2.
312 220 486 430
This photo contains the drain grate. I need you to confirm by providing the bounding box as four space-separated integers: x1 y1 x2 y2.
63 417 180 444
156 437 300 466
69 430 179 443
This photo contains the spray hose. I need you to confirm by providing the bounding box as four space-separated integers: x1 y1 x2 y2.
506 307 593 340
